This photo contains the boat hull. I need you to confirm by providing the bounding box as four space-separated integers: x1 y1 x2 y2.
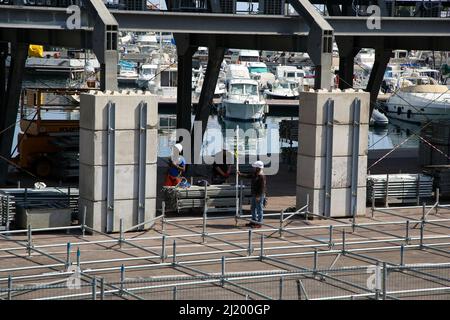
222 100 266 121
385 91 450 124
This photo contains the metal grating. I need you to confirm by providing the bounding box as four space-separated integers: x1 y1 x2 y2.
260 0 285 15
219 0 235 14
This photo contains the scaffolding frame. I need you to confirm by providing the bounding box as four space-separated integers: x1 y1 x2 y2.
0 197 449 300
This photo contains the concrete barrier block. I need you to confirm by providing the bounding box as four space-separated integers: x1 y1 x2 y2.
80 93 158 131
79 163 157 201
298 123 368 157
79 197 157 233
299 91 370 125
297 154 367 189
80 128 158 166
296 185 366 217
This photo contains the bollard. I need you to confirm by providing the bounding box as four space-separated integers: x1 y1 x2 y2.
7 275 12 300
27 224 32 257
76 247 81 267
92 277 97 300
260 234 264 260
161 235 166 263
81 206 87 237
279 277 284 300
100 277 105 300
172 240 177 265
247 229 253 256
66 242 71 268
328 225 333 249
400 244 405 266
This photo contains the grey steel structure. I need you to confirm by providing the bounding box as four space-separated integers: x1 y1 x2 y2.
1 1 450 182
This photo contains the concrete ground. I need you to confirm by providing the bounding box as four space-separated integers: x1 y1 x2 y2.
0 204 449 300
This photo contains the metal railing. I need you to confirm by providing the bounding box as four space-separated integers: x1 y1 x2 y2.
1 263 449 300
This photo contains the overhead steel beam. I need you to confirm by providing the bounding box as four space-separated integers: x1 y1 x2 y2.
0 5 92 31
1 6 450 39
0 29 92 48
111 10 309 35
327 16 450 37
189 34 308 52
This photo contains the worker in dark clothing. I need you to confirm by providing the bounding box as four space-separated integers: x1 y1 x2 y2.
238 160 266 228
212 149 232 185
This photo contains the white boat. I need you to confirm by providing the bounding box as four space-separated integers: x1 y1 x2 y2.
230 49 260 66
224 64 250 83
136 64 158 90
247 62 275 90
370 109 389 126
221 79 268 121
149 65 178 98
385 77 450 124
264 80 300 99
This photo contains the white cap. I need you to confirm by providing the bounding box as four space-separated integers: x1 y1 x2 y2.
173 143 183 153
252 160 264 169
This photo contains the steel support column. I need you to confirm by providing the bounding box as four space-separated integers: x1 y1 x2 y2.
365 48 391 116
85 0 119 91
175 35 196 131
193 45 225 139
288 0 334 89
0 42 7 119
0 42 27 185
336 38 360 89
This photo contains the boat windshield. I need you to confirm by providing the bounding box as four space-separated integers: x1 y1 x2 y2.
230 83 258 95
249 67 268 73
142 67 156 75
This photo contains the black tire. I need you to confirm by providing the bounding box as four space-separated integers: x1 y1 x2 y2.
34 157 53 178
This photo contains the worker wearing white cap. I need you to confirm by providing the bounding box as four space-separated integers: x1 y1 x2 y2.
238 160 267 228
164 143 186 187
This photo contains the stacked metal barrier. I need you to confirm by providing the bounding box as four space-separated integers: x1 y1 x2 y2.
162 184 252 212
367 174 433 205
0 187 78 230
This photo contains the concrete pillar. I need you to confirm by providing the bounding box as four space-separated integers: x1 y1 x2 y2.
78 91 158 232
0 42 28 185
365 49 391 116
296 89 369 218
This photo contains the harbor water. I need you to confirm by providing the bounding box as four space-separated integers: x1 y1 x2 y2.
13 76 422 162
